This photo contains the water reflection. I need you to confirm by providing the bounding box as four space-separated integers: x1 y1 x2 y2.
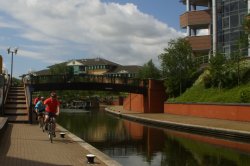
57 109 250 166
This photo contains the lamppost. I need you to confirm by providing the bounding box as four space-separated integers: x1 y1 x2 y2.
7 47 18 86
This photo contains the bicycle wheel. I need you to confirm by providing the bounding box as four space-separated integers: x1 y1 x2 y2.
48 123 53 143
40 117 44 132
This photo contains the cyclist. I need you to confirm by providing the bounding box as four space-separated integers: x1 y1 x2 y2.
44 91 60 137
34 95 41 105
33 94 41 120
35 97 45 128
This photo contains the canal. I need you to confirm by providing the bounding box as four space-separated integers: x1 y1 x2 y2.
57 108 250 166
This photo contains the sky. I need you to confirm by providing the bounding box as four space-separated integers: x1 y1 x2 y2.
0 0 186 78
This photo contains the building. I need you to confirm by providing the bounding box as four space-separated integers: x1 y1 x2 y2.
180 0 249 63
32 58 142 78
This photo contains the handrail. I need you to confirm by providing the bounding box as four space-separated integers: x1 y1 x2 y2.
28 74 149 88
1 74 10 115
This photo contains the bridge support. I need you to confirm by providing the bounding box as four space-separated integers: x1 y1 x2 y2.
124 80 167 113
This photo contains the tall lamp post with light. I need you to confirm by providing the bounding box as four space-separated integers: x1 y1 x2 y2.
7 47 18 86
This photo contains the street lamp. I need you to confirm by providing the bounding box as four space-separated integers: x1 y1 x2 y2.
7 47 18 86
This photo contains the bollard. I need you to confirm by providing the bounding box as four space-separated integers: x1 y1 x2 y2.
60 132 66 138
86 154 95 163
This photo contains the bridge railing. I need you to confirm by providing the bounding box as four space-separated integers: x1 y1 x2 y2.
25 74 149 88
0 74 10 116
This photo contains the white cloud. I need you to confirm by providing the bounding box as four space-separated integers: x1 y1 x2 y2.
0 0 183 71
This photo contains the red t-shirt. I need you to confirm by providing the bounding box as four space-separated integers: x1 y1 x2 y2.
44 98 60 113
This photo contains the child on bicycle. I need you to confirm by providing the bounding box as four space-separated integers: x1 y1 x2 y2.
44 91 60 136
35 96 45 127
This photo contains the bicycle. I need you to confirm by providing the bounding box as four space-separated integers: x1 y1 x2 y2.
47 115 56 143
37 112 45 132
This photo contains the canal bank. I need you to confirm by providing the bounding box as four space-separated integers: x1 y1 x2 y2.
0 121 121 166
105 106 250 143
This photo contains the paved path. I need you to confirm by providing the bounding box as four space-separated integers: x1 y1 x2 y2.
107 106 250 140
0 123 120 166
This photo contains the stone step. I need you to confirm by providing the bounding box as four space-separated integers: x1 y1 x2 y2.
6 99 26 104
9 90 25 93
8 92 25 95
5 104 27 109
5 86 29 123
9 88 24 92
4 109 28 115
6 115 29 123
7 96 26 99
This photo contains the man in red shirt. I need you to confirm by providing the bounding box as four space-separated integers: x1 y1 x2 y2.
44 91 60 133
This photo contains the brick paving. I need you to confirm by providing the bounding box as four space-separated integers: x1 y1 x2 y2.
108 106 250 133
0 123 112 166
1 105 250 166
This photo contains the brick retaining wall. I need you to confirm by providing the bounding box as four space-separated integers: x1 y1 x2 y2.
164 103 250 122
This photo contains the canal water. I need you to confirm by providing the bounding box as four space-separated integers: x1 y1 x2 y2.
57 108 250 166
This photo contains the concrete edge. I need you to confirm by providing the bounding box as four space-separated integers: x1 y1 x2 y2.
0 117 8 134
105 108 250 143
56 124 122 166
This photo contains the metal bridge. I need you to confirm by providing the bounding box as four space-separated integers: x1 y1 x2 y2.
25 74 148 94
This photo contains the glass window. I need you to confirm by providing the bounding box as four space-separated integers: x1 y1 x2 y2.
223 46 230 58
239 0 247 10
230 14 239 27
223 33 230 42
230 31 240 41
223 4 230 14
79 66 85 71
230 2 238 12
239 13 245 25
222 17 229 29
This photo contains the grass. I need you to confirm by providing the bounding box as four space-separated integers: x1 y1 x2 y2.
167 60 250 103
168 80 250 103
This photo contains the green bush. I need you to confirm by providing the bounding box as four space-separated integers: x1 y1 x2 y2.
240 89 250 103
203 74 212 88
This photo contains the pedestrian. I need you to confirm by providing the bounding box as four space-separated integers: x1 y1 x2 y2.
44 91 60 136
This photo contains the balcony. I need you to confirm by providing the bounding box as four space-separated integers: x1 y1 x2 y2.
180 0 209 7
180 9 211 28
186 35 211 52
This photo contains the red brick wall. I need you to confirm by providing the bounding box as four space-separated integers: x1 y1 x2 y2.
111 96 124 106
123 80 166 113
123 94 145 113
147 80 167 113
165 103 250 122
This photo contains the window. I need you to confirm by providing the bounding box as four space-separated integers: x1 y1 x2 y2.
79 66 85 71
223 4 230 14
230 31 240 41
223 33 230 43
223 46 230 58
230 2 238 12
230 14 239 27
222 17 229 29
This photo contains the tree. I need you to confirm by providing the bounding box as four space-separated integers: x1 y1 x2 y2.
159 38 198 97
137 59 161 79
208 53 228 89
50 63 73 75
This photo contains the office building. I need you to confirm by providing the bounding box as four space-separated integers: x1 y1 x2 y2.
180 0 249 63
